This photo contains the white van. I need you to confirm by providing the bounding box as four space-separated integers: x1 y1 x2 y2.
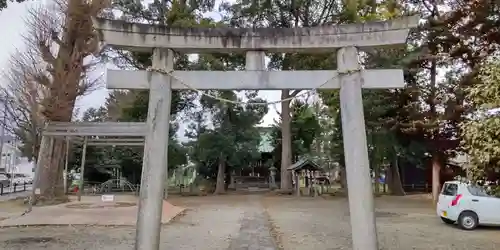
437 180 500 230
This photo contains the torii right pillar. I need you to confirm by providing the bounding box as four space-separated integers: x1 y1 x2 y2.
337 46 377 249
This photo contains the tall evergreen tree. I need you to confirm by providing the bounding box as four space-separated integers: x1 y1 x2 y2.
460 60 500 180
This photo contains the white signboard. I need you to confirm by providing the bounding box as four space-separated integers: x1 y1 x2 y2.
101 194 115 202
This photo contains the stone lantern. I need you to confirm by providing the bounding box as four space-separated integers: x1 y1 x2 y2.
269 166 277 189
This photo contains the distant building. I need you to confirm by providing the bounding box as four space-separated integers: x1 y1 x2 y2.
0 135 32 174
229 126 276 190
258 126 274 153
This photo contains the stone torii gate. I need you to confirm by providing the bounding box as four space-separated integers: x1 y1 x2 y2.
94 16 418 250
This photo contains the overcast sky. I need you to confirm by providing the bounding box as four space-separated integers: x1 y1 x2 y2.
0 1 286 140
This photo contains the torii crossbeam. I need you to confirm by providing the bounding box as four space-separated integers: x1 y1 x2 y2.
94 15 418 250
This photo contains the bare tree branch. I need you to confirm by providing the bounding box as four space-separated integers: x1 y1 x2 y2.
1 0 109 201
1 48 48 161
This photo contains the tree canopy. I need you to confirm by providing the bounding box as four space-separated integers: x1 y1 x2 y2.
4 0 500 199
460 60 500 178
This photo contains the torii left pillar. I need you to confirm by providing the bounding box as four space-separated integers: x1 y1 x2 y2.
135 48 173 250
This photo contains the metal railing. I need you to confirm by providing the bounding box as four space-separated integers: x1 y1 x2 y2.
403 183 432 193
0 182 31 196
66 181 140 195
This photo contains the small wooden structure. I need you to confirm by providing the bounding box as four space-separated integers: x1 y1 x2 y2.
35 122 146 202
287 159 322 197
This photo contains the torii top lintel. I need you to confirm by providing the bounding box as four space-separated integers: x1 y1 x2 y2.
93 15 419 53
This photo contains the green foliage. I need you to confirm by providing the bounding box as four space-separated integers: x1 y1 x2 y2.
220 0 431 173
461 61 500 177
99 0 221 181
69 107 117 178
315 1 453 174
82 107 107 122
114 89 189 171
184 91 268 178
466 63 500 109
290 101 321 154
270 101 321 162
179 48 261 178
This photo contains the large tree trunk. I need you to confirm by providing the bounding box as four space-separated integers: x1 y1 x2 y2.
431 154 442 204
26 0 107 205
280 90 293 190
32 135 52 205
37 105 74 202
37 139 67 202
214 158 226 194
387 154 405 196
428 30 441 204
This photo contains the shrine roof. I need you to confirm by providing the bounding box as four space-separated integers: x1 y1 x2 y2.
287 158 322 172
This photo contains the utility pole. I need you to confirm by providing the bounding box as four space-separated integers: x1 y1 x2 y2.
0 97 7 173
9 136 18 188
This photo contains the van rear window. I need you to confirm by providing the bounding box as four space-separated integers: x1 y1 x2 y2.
441 183 458 196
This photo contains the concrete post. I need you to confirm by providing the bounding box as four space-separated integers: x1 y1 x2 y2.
63 138 70 194
135 48 173 250
77 136 88 202
295 173 300 197
269 166 277 189
337 46 378 250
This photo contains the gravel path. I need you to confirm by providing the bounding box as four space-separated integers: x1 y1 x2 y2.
1 195 499 250
0 195 278 250
264 196 500 250
227 196 277 250
0 201 245 250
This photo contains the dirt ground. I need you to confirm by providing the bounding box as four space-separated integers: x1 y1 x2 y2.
0 194 499 250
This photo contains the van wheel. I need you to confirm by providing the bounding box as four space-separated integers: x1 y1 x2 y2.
458 211 478 230
440 217 455 224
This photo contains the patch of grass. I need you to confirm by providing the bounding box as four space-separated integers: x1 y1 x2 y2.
267 215 284 250
65 202 136 209
271 189 294 196
3 237 56 244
